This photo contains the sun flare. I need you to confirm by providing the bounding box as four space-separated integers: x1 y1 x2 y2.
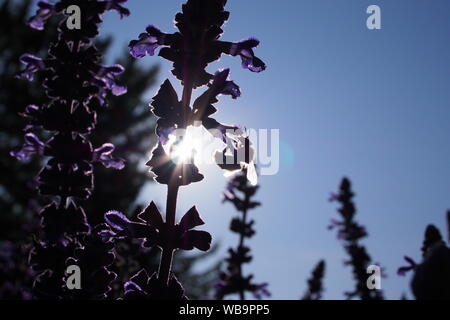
164 126 205 165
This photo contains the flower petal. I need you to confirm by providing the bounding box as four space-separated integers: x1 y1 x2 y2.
93 143 125 170
27 1 55 30
229 38 266 73
10 133 45 161
16 54 45 81
104 210 130 231
128 26 166 59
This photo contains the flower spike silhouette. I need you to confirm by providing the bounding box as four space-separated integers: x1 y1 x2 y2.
129 0 265 88
215 168 269 300
107 0 266 299
398 220 450 300
329 178 384 300
13 0 130 299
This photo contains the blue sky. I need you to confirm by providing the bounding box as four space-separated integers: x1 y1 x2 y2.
89 0 450 299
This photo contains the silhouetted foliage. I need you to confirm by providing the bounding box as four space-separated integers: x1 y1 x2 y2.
398 218 450 300
1 0 220 300
302 260 326 300
329 178 384 300
104 0 265 299
11 0 131 299
0 0 57 243
215 169 270 300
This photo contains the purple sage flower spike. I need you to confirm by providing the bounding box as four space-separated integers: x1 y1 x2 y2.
216 168 269 300
115 0 266 299
14 0 130 299
329 178 384 300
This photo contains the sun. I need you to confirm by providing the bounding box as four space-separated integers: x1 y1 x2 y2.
164 126 205 165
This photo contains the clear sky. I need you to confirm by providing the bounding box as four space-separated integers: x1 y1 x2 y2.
89 0 450 299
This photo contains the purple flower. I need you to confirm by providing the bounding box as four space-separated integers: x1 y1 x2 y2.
93 143 125 170
209 69 241 99
13 0 130 300
230 38 266 73
129 1 266 87
97 64 127 96
10 133 45 161
129 25 166 58
27 1 55 30
16 54 45 81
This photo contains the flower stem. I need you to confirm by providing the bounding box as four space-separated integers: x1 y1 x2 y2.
181 79 194 125
158 76 193 286
237 193 250 300
158 183 179 286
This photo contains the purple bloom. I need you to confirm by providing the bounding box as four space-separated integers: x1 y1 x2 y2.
13 0 129 300
16 54 45 81
10 133 45 161
27 1 55 30
230 38 266 73
93 143 125 170
209 69 241 99
123 0 267 300
129 25 166 58
97 64 127 96
129 1 266 87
